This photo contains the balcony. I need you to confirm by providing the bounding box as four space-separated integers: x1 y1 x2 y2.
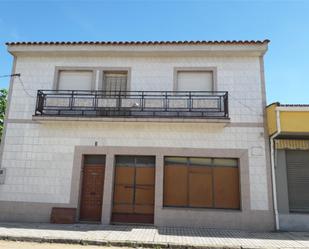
34 90 229 119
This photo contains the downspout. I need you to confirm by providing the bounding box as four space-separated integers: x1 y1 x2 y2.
270 108 281 230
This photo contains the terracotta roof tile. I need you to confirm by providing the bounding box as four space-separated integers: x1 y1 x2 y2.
6 40 270 46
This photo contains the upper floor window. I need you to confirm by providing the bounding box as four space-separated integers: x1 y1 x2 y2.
57 70 93 90
103 71 128 92
176 71 213 91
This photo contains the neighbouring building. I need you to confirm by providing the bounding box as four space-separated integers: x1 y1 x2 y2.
267 103 309 231
0 40 274 231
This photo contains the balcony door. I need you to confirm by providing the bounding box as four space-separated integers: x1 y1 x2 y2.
112 156 155 224
103 71 128 93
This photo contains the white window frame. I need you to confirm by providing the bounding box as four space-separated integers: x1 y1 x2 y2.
53 67 96 91
173 67 217 91
53 67 132 91
101 70 130 92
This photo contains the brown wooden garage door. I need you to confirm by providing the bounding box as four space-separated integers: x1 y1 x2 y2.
112 156 155 224
79 155 105 222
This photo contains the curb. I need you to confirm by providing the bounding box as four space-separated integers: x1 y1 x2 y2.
0 235 243 249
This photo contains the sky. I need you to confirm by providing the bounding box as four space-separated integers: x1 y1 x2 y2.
0 0 308 104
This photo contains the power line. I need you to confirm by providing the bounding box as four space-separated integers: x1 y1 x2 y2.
0 73 35 98
228 93 263 116
0 73 21 78
16 76 36 98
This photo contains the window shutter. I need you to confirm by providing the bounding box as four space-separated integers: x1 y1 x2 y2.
188 166 213 207
213 167 240 209
286 150 309 212
164 162 188 207
58 71 93 90
163 157 240 209
177 71 213 91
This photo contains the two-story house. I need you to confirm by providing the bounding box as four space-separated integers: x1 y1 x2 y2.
0 40 273 231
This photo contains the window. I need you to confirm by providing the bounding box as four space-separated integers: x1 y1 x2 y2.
163 156 240 209
57 70 93 90
177 71 213 91
103 71 128 92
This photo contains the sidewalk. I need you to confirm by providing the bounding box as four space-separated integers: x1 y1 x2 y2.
0 222 309 249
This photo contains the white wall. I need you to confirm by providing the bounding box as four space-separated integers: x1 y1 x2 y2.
0 54 269 212
8 55 263 122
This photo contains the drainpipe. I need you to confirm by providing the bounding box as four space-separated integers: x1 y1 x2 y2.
270 108 281 230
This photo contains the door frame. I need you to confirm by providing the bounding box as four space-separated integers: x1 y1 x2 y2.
77 155 106 222
72 146 251 226
111 155 156 224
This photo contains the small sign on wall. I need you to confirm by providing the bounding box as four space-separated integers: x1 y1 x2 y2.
0 168 6 184
251 146 264 156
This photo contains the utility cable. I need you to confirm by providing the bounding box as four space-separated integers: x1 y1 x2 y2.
15 76 36 98
228 92 263 116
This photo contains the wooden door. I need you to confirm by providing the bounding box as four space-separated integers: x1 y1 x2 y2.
80 164 105 221
112 156 155 224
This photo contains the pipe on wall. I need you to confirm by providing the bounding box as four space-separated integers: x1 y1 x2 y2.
270 108 281 230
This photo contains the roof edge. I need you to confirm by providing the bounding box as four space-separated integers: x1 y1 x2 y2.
6 39 270 46
267 102 309 108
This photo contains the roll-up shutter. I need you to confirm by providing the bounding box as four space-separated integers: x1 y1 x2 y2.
58 71 93 90
286 150 309 212
177 71 213 91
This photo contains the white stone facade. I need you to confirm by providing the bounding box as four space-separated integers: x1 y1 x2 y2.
0 43 273 230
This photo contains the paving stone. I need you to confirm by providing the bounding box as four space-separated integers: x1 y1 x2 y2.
0 222 308 249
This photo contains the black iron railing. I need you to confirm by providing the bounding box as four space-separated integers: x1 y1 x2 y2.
35 90 229 118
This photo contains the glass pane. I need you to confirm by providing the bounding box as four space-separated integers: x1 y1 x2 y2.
189 157 212 166
164 157 187 165
213 158 238 167
115 156 135 167
135 156 155 166
84 155 105 165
